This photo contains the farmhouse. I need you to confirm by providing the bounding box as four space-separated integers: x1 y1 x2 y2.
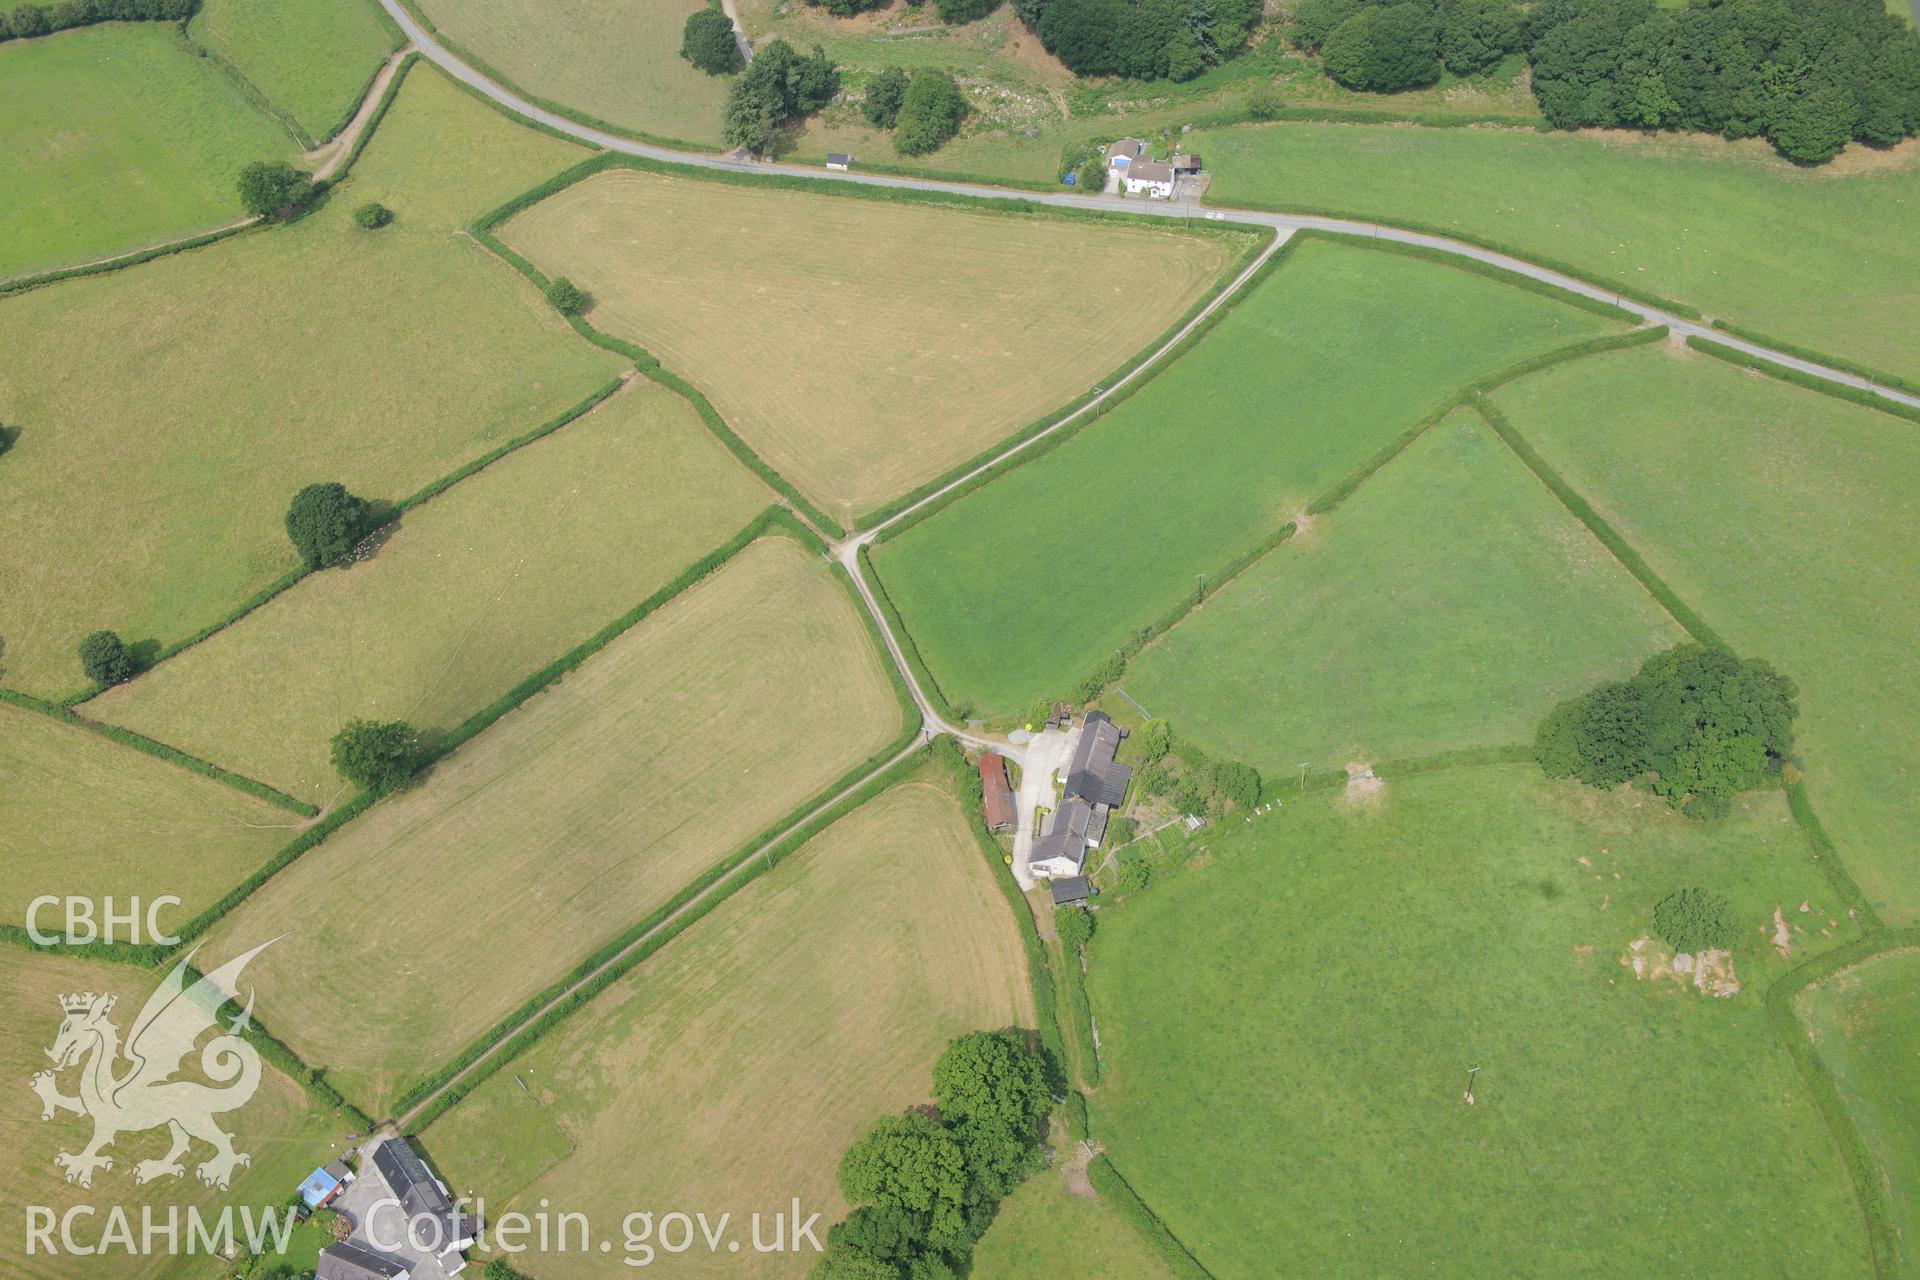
979 751 1015 831
1105 138 1148 171
1123 161 1176 200
1029 712 1132 879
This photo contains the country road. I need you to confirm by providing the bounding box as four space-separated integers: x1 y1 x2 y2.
374 0 1919 416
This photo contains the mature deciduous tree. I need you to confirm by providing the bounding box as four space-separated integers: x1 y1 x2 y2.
329 718 417 793
681 4 744 75
285 482 371 568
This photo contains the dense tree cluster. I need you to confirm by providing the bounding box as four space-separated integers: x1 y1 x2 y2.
1289 0 1920 163
681 3 744 75
0 0 194 41
330 718 418 794
1536 643 1798 819
285 481 371 569
804 0 886 15
935 0 1000 21
1133 718 1262 819
1528 0 1920 162
815 1032 1051 1278
1014 0 1263 80
723 39 839 154
893 70 971 153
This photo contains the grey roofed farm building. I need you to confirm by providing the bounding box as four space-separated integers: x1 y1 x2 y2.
317 1241 411 1280
826 153 852 170
372 1136 479 1256
1065 711 1132 807
1051 875 1093 906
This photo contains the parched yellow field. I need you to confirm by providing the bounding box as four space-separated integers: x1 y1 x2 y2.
0 948 344 1280
499 169 1242 524
0 703 296 931
89 382 772 803
201 537 907 1113
427 779 1033 1278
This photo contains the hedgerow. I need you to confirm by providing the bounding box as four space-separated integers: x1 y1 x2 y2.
58 375 626 709
403 736 935 1127
1470 399 1724 646
1684 337 1920 428
1084 1155 1216 1279
388 512 921 1120
0 688 316 817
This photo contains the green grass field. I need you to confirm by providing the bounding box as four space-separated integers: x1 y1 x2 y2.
870 237 1620 718
1125 410 1683 773
1190 122 1920 382
1493 344 1920 926
0 703 296 930
971 1124 1181 1279
0 23 296 280
90 382 771 802
1799 947 1920 1278
190 0 401 142
0 67 619 696
1088 764 1872 1278
0 948 346 1280
412 0 731 146
1121 410 1681 771
204 538 907 1113
427 778 1031 1278
499 167 1239 525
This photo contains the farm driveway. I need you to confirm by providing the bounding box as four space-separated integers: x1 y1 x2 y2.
1011 725 1077 889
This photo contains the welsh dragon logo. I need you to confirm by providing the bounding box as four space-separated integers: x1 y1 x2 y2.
29 940 278 1192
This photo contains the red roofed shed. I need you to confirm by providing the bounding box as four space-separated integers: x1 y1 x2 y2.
978 753 1015 831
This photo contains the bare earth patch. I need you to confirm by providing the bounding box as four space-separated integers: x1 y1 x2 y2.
1343 761 1385 806
1622 934 1741 997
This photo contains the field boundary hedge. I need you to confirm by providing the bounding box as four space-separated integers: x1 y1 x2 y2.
1706 321 1920 400
0 687 316 817
467 162 842 533
386 512 922 1120
468 148 1263 535
1329 234 1639 324
1784 781 1885 935
0 219 260 298
1470 399 1725 647
1685 337 1920 428
1085 1155 1216 1279
389 0 723 153
1765 929 1920 1279
857 546 968 724
56 373 626 709
1206 192 1704 320
851 226 1275 530
176 22 314 149
870 232 1310 551
402 737 938 1129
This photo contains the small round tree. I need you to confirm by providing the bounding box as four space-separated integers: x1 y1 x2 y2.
546 277 586 314
1652 887 1737 954
235 160 312 219
681 4 745 75
286 482 372 569
353 201 394 230
78 630 135 685
330 719 418 794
